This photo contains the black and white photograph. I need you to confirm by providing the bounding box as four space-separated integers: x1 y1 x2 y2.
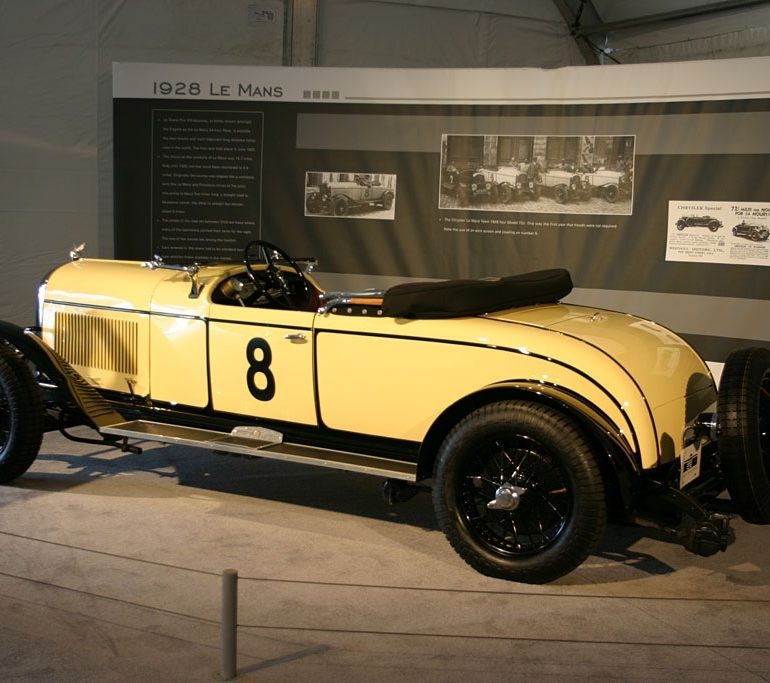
304 171 396 219
439 134 635 215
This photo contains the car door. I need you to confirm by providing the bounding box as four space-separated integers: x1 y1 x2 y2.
208 304 317 425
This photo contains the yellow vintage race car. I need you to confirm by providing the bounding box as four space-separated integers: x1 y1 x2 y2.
1 241 768 583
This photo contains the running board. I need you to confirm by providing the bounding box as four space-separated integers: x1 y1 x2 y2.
101 420 418 481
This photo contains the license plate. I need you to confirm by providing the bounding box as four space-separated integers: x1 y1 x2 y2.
680 441 702 488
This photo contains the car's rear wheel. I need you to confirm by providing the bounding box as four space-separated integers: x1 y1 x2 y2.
717 347 770 524
708 221 720 232
433 401 606 583
0 344 44 484
332 196 349 216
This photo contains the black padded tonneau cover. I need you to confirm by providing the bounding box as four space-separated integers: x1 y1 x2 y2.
381 269 572 319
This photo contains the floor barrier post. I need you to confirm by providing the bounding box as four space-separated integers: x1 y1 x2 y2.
220 568 238 680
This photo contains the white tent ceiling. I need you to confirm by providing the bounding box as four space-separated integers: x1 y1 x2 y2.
316 0 770 67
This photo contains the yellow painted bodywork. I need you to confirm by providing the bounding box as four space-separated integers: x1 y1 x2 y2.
40 258 717 471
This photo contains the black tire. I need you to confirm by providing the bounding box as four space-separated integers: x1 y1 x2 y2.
531 184 541 200
332 196 349 216
553 185 568 204
0 344 44 483
708 221 720 232
381 192 394 210
678 222 687 231
717 347 770 523
432 401 606 583
498 184 513 203
603 185 619 203
305 192 322 214
458 187 471 206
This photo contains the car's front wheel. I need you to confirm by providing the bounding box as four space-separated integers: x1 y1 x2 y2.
432 401 606 583
718 347 770 524
0 344 44 484
305 192 322 214
603 185 619 203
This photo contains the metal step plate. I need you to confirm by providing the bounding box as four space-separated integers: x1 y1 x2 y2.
101 420 417 481
101 420 282 455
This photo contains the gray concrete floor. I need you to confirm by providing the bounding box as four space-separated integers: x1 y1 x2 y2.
2 428 770 682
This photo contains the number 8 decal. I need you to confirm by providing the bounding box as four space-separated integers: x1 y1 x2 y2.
246 338 276 401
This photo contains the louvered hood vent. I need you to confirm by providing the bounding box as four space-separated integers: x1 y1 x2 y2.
54 311 138 375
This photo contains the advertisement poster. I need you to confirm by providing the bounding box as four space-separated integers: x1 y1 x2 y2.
666 200 769 266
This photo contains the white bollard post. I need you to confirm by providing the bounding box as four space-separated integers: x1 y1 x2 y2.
220 568 238 680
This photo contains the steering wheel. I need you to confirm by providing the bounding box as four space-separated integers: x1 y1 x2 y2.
243 240 311 310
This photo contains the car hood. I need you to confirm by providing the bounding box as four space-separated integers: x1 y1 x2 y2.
589 169 624 179
485 303 714 410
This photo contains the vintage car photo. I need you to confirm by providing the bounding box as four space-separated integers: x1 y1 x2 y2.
676 215 723 232
539 167 585 204
1 241 768 584
581 166 632 203
732 220 770 241
305 172 396 219
439 134 634 215
483 165 540 202
441 164 499 206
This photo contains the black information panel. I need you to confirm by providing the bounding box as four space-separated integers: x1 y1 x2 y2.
150 109 262 262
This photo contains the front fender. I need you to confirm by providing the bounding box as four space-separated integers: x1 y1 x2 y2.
416 380 641 482
0 320 124 429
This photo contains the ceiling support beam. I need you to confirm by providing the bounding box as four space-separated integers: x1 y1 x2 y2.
551 0 603 64
283 0 319 66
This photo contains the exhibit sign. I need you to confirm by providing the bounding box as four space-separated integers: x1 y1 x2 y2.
113 58 770 362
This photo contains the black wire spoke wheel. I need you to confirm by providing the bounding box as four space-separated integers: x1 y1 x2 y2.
459 435 570 556
433 401 606 583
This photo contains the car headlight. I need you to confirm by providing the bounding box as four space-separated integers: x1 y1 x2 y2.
36 279 48 328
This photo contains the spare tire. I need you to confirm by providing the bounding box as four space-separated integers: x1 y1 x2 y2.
717 347 770 523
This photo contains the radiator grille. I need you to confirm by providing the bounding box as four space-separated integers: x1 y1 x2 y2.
54 311 138 375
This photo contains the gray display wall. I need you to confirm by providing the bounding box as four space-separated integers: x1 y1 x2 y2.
111 61 770 374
